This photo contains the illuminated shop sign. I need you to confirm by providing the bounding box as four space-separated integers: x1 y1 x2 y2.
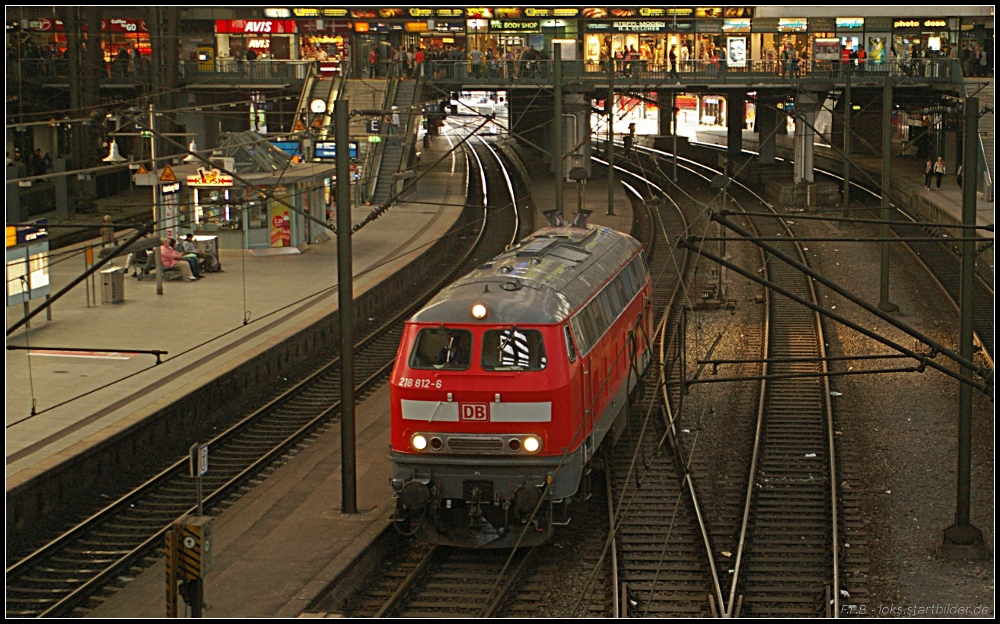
893 18 949 29
216 20 297 34
490 20 541 31
187 168 233 187
265 8 293 18
525 8 578 17
434 22 466 32
466 8 494 19
289 8 349 18
777 18 808 32
613 20 666 32
836 17 864 29
467 19 489 30
581 8 608 18
377 8 405 19
23 18 148 32
408 8 464 18
723 18 750 32
639 7 667 17
496 7 522 19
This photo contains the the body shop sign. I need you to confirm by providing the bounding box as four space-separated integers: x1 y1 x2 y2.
215 20 297 34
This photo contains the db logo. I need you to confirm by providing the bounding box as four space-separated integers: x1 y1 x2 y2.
460 403 488 421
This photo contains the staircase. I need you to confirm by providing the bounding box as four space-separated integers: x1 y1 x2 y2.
341 78 387 136
370 79 418 207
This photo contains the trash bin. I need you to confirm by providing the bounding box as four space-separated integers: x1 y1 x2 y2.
100 267 126 304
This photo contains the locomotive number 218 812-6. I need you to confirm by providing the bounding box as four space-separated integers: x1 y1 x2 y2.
398 377 443 389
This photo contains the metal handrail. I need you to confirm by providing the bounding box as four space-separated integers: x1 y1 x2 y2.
292 62 318 130
423 57 961 85
397 73 424 190
362 63 399 203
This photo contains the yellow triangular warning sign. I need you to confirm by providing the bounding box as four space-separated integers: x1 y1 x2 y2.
159 165 178 183
136 164 149 175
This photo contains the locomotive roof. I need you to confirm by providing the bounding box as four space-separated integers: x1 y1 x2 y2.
410 225 642 325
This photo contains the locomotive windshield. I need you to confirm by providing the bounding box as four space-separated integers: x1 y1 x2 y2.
410 328 473 370
481 328 547 371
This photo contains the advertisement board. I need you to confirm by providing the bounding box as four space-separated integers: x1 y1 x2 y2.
727 36 746 68
813 38 841 61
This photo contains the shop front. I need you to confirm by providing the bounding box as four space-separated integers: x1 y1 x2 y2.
19 17 152 71
170 133 334 250
892 17 958 66
296 18 352 75
214 18 299 69
178 167 334 250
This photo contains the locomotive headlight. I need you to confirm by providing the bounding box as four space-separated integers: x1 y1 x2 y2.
411 434 428 451
471 303 488 319
523 435 542 453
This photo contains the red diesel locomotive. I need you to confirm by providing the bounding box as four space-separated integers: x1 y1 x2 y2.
389 217 652 548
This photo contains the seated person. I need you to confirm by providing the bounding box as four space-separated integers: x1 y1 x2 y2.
160 238 200 281
435 338 468 368
181 233 222 272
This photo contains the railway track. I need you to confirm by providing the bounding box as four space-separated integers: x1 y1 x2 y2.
345 545 537 617
591 150 723 617
4 122 517 618
693 141 994 367
616 142 843 616
727 207 839 617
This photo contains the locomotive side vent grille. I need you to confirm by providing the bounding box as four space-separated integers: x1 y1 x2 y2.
447 436 504 452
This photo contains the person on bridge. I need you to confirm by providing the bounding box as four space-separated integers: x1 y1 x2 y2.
469 46 483 79
668 45 679 81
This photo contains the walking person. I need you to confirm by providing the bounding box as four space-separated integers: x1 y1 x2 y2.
924 158 934 190
934 156 946 189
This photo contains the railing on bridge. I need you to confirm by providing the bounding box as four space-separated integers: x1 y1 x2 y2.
179 59 313 84
6 58 314 87
425 58 963 86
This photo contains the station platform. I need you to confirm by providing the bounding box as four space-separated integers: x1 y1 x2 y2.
79 141 638 618
5 130 469 485
690 128 995 243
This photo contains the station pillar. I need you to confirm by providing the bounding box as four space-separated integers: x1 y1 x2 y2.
726 91 744 177
793 91 820 184
756 95 782 165
658 90 675 136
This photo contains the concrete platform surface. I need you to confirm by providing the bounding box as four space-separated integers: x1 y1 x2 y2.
6 131 468 487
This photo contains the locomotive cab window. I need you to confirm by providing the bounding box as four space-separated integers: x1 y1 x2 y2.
410 328 473 370
563 325 577 363
481 328 547 371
